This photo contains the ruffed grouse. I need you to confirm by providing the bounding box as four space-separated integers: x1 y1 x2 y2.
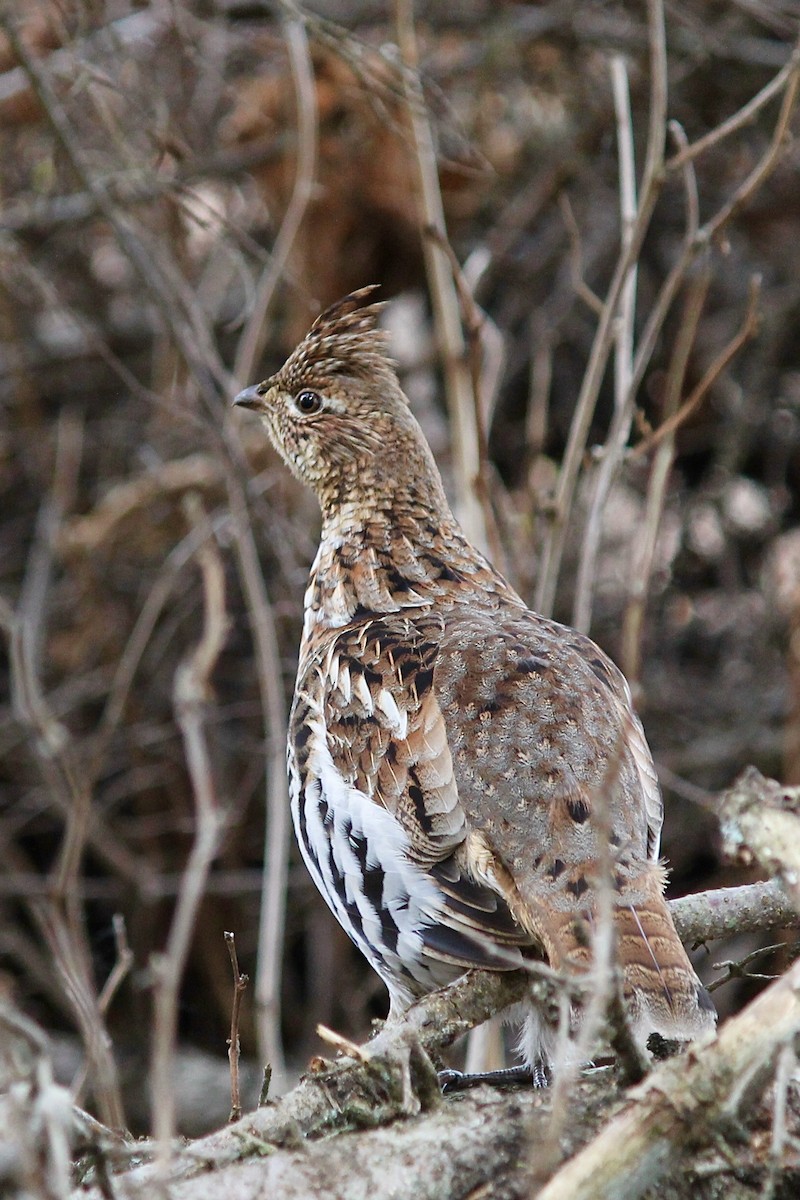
234 289 715 1078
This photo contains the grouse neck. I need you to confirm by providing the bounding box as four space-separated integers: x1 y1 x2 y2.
301 489 523 645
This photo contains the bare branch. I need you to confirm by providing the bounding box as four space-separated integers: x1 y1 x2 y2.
702 43 800 242
225 931 250 1124
421 225 508 570
0 12 230 395
395 0 490 554
150 496 230 1161
572 53 640 634
669 878 797 945
224 470 292 1088
535 0 668 617
559 193 604 317
232 9 318 384
630 276 762 461
67 868 800 1198
621 257 711 689
0 413 126 1131
707 943 786 994
58 455 223 556
667 38 800 172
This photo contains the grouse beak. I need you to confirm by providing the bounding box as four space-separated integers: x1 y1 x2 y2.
233 385 264 411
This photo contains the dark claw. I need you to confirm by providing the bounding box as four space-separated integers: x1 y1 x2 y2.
438 1062 550 1093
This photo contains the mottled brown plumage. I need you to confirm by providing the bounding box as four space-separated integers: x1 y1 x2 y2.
234 289 715 1074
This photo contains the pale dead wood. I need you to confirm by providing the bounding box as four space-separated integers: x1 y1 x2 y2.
225 14 318 1080
224 468 293 1089
559 193 604 317
1 1004 82 1200
7 0 300 1093
316 1023 369 1061
0 135 285 235
73 968 529 1196
535 957 800 1200
71 914 134 1109
421 229 511 621
702 37 800 243
0 9 172 126
0 13 231 397
763 1040 797 1200
1 11 796 1200
718 767 800 912
394 0 504 1072
66 866 800 1199
707 942 786 995
535 10 799 624
88 519 225 789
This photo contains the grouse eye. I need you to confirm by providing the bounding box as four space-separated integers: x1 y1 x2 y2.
294 389 323 415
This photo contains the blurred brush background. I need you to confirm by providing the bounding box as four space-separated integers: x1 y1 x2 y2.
0 0 799 1135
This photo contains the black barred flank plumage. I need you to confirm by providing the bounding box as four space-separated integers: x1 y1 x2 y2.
235 290 717 1082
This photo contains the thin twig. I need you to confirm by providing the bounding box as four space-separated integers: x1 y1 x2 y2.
0 414 127 1131
225 931 250 1123
72 914 134 1107
227 8 317 1092
572 54 640 634
535 727 642 1185
394 0 490 554
762 1040 797 1200
232 8 318 384
0 135 287 236
100 899 800 1199
88 514 224 784
631 275 762 460
99 915 135 1017
422 225 507 569
535 0 668 618
0 13 230 396
316 1024 369 1061
535 956 800 1200
150 496 230 1165
621 253 712 689
667 38 800 171
559 194 604 317
703 47 800 243
527 325 553 459
224 471 292 1090
4 4 313 1111
708 943 786 994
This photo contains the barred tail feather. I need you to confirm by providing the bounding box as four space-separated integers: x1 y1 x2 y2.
512 864 715 1071
617 892 716 1047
